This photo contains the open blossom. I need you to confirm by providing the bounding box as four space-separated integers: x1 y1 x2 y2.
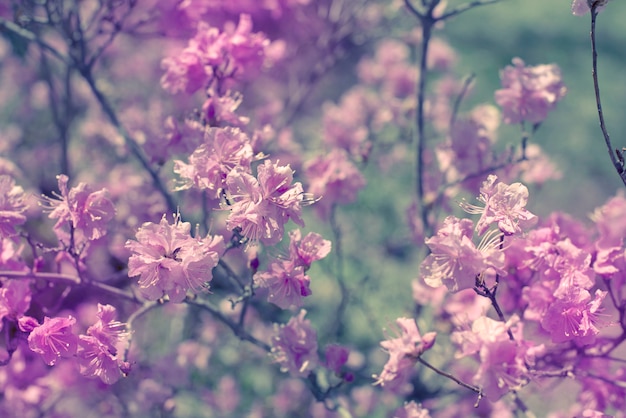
392 401 432 418
287 229 331 269
541 288 607 345
0 175 27 239
374 317 436 390
420 216 505 292
0 279 32 329
451 315 535 400
174 127 254 198
462 175 537 236
43 174 115 242
271 310 318 377
304 149 366 220
495 57 566 124
254 261 312 309
225 160 304 245
77 304 130 385
27 316 78 366
126 214 225 302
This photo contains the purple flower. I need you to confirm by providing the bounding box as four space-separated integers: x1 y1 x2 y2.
174 127 254 198
541 288 607 345
226 160 304 245
0 175 27 239
0 279 32 329
271 310 318 377
495 58 566 125
27 316 78 366
254 261 312 309
126 215 225 302
287 229 331 269
77 304 130 385
43 174 115 242
374 317 436 389
304 149 366 220
420 216 505 292
462 175 537 236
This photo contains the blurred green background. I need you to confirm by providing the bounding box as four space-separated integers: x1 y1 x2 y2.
444 0 626 218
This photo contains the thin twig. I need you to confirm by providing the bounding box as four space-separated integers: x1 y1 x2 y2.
589 6 626 186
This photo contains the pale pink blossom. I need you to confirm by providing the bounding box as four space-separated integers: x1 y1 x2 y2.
254 261 312 309
495 58 566 125
304 149 366 220
43 174 115 242
572 0 610 16
0 175 27 239
225 160 304 245
373 317 436 389
174 127 254 198
462 175 537 236
126 215 225 302
420 216 505 292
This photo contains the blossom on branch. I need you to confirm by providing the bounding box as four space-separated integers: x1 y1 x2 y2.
77 304 130 385
461 175 537 236
126 215 225 302
572 0 610 16
420 216 505 292
271 309 318 377
0 175 27 239
374 317 436 391
225 160 304 245
27 316 78 366
495 58 566 125
43 174 115 243
174 127 254 199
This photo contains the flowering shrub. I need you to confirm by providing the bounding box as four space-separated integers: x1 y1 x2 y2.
0 0 625 417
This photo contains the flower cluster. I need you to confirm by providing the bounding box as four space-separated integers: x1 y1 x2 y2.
22 304 129 384
161 13 282 95
253 230 330 309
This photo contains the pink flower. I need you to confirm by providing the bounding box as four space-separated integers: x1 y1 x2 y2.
392 401 432 418
254 261 312 309
271 309 318 377
462 175 537 236
43 174 115 242
225 160 304 245
420 216 505 292
304 149 366 220
374 317 436 389
451 315 534 400
0 175 27 239
174 127 254 198
27 316 78 366
287 229 331 269
541 288 607 345
126 215 225 302
495 58 566 125
77 304 130 385
0 279 32 329
161 14 280 95
572 0 610 16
